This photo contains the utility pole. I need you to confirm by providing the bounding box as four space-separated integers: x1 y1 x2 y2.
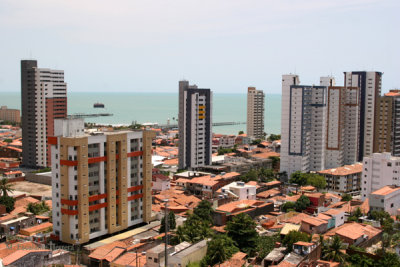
163 199 169 267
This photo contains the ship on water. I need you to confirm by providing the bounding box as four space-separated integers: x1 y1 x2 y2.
93 102 105 108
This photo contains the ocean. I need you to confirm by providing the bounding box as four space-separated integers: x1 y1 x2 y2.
0 92 281 135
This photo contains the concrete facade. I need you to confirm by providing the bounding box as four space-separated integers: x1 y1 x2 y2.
373 90 400 157
178 80 212 170
344 71 382 161
21 60 67 168
0 106 20 123
361 152 400 200
50 119 155 244
247 87 265 139
280 74 328 175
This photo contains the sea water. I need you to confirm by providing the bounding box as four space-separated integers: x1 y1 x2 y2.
0 92 281 135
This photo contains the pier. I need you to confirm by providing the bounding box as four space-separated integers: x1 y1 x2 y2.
157 121 246 129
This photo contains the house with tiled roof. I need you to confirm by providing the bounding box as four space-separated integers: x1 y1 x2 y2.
214 199 274 226
0 241 70 266
324 222 382 246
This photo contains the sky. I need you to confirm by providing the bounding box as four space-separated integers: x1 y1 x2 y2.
0 0 399 93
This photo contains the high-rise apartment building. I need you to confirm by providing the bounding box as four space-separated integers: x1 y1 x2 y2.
49 118 155 244
178 80 212 170
280 75 327 176
0 106 20 123
247 87 265 139
325 85 359 168
373 90 400 156
21 60 67 168
344 71 382 161
361 152 400 200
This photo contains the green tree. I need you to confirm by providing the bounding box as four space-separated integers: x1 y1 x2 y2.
341 193 352 201
376 252 400 266
269 156 280 171
294 195 311 212
305 174 326 190
281 202 296 212
159 211 176 233
282 230 310 252
3 139 12 143
251 139 262 145
322 235 347 263
226 213 259 256
238 131 244 135
268 134 281 141
193 200 213 225
0 178 14 197
257 235 280 260
348 207 363 222
201 234 238 267
0 195 15 213
27 201 50 215
241 169 258 183
289 171 307 186
172 214 212 244
259 168 275 182
347 253 374 267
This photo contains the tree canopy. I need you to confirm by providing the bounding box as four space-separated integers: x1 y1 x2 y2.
201 234 238 267
268 134 281 141
159 211 176 233
289 172 326 189
226 213 259 256
282 230 310 252
27 201 50 215
193 200 214 224
294 195 311 212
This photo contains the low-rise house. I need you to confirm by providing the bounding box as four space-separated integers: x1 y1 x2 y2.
322 209 345 228
3 171 24 181
19 221 52 237
304 193 327 214
369 185 400 215
169 239 208 267
0 240 70 267
152 169 170 192
146 243 175 267
300 217 328 235
292 241 317 256
219 181 257 200
263 247 287 266
220 251 247 267
213 199 274 226
318 163 362 194
0 213 36 237
324 222 382 246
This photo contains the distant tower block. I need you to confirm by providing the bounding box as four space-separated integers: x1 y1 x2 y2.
247 87 265 139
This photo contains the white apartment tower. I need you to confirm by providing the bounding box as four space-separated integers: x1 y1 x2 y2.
247 87 265 139
361 152 400 200
21 60 67 168
280 75 327 176
344 71 382 161
324 81 360 168
178 80 212 170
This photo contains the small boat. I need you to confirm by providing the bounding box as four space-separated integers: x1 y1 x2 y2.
93 102 105 108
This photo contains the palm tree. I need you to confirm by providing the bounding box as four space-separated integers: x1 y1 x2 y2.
0 178 14 197
323 236 346 263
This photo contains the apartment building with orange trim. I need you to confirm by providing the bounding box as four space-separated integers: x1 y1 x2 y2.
49 118 155 244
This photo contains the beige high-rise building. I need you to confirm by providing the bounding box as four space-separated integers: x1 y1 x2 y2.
0 106 20 123
50 118 155 244
374 90 400 156
247 87 265 139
